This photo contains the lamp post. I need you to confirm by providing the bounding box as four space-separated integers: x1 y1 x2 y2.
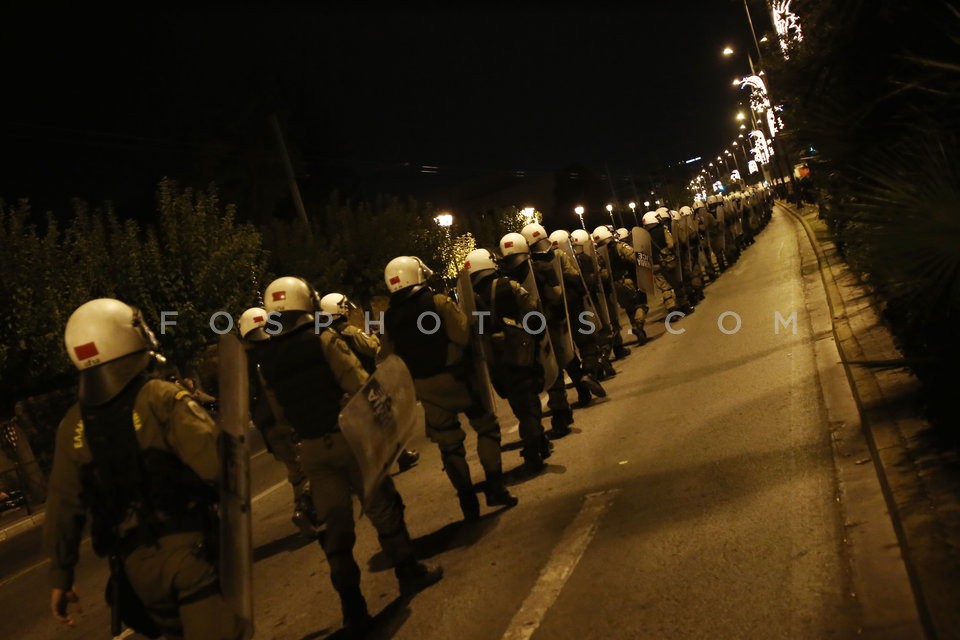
574 205 586 230
606 203 616 228
521 206 536 224
628 201 638 227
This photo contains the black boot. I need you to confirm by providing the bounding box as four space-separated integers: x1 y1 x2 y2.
483 475 519 508
613 344 631 360
397 449 420 472
395 559 444 597
458 491 481 522
547 410 573 439
339 586 372 636
578 374 606 398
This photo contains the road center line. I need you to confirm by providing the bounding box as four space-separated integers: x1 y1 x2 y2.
501 489 619 640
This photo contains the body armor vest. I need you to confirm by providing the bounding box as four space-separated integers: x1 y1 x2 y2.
385 288 449 379
252 323 343 439
79 377 212 557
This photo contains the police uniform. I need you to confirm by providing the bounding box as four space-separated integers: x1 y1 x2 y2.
595 247 631 359
44 376 242 640
605 240 649 343
383 286 516 520
473 273 552 472
574 250 618 379
249 311 438 630
645 219 691 313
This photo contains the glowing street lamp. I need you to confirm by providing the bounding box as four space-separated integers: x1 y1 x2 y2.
574 205 585 230
434 213 453 228
643 200 650 208
722 46 734 56
628 201 638 226
521 206 536 223
605 203 615 227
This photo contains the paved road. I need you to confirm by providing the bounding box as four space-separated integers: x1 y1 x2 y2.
1 208 893 639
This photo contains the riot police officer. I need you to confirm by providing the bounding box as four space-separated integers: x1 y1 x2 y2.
249 277 441 635
45 299 243 639
592 225 649 345
382 256 517 521
239 306 319 539
463 248 553 472
522 224 607 406
570 229 618 380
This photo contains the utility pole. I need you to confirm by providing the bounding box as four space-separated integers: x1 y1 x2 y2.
270 114 313 240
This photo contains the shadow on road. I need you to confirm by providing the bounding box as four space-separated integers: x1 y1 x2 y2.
253 531 317 563
299 595 415 639
367 510 501 571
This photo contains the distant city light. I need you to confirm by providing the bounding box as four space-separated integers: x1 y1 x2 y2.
684 156 702 164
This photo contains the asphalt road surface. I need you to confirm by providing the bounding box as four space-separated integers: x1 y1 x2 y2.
1 208 876 639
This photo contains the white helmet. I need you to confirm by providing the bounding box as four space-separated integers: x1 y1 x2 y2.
319 293 353 320
642 211 660 227
463 248 498 284
549 229 570 250
499 232 530 269
592 225 614 246
570 228 591 252
669 209 681 221
520 223 551 252
238 307 268 339
264 276 317 313
616 227 629 240
706 194 720 206
384 256 427 294
64 298 159 404
679 206 693 217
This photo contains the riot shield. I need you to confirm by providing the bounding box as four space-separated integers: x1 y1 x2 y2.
595 243 625 327
338 354 424 510
580 238 613 332
630 227 655 296
556 237 607 338
455 267 498 415
548 252 576 369
217 334 254 639
514 259 560 392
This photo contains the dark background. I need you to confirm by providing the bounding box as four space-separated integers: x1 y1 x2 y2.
1 3 768 222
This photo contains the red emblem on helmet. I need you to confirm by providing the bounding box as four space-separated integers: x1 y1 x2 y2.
389 276 401 285
464 261 471 269
272 291 286 301
532 231 541 237
253 315 264 323
74 342 99 360
504 241 514 248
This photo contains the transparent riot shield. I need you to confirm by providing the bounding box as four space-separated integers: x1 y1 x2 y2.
456 267 498 415
547 252 575 369
595 242 625 328
630 227 655 296
217 333 254 639
556 237 607 339
580 237 614 332
338 354 424 510
513 259 561 392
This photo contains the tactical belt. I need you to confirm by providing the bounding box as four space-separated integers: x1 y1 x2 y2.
117 515 207 557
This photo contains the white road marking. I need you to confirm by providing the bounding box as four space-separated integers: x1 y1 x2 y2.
501 489 619 640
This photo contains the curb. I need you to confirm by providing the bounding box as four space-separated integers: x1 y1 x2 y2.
781 201 959 639
0 509 45 542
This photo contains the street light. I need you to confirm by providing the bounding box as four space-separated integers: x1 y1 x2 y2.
521 207 536 223
628 201 638 227
722 46 734 56
434 213 453 228
574 205 585 230
605 203 616 227
643 200 650 208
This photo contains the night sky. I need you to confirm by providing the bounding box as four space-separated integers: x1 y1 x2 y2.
1 3 767 219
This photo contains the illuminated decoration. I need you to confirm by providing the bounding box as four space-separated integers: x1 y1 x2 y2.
684 156 702 164
739 75 771 114
712 181 723 193
749 129 774 165
748 160 759 174
772 0 803 59
730 169 741 181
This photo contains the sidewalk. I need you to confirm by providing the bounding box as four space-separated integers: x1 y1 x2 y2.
781 200 960 640
0 504 45 542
